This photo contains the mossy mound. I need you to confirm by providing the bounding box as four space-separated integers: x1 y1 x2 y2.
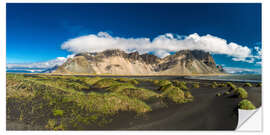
211 82 227 88
192 82 200 88
243 83 252 87
224 91 230 95
154 80 172 87
227 82 237 91
93 78 121 88
102 92 152 114
211 82 218 88
106 82 136 92
52 109 64 117
216 93 222 96
116 87 160 101
161 87 186 103
238 99 256 110
160 86 192 104
184 91 194 102
172 80 189 90
234 87 248 99
82 77 103 85
115 78 139 85
159 84 175 91
218 83 227 87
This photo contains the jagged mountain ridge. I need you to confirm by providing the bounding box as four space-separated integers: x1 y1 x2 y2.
53 49 222 75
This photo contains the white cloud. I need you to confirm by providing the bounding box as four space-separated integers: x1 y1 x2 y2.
61 32 254 62
232 57 255 63
223 67 261 74
235 46 262 64
254 46 262 59
7 56 72 69
256 61 262 65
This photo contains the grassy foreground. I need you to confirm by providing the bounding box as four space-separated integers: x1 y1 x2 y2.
6 73 194 130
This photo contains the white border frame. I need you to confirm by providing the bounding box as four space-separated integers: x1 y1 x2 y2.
1 0 268 135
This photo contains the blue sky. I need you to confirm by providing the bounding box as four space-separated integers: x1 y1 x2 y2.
6 3 261 71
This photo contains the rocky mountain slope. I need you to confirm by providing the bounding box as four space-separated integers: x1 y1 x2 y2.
53 49 223 75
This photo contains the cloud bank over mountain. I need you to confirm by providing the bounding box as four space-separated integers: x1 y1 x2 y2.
7 32 261 71
61 32 261 63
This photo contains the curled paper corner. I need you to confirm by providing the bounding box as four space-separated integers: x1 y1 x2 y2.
236 107 262 131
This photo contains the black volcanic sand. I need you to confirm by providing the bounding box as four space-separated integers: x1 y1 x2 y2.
76 76 261 130
7 75 261 130
90 78 261 130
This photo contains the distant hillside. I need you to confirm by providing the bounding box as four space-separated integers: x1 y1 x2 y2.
53 49 223 75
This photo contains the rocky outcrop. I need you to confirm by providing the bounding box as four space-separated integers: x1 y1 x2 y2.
53 49 222 75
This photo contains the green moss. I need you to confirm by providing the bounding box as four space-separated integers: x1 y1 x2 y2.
83 77 103 85
227 82 237 91
131 79 139 85
7 74 154 129
161 87 186 103
6 74 195 130
211 82 218 88
224 91 230 95
155 80 172 87
45 119 64 130
53 109 64 117
140 78 154 82
19 112 24 121
93 78 121 88
184 91 194 102
244 83 252 87
66 81 89 91
106 83 136 92
116 87 159 101
116 78 139 85
211 82 230 88
46 119 57 130
234 87 248 98
226 82 234 87
152 80 160 85
102 93 152 114
238 99 256 110
256 83 262 87
192 83 200 88
218 83 227 87
216 93 222 96
155 79 189 91
172 80 189 90
156 81 193 103
159 84 175 91
65 91 153 115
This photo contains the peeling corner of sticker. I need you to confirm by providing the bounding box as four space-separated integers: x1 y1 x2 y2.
236 107 262 131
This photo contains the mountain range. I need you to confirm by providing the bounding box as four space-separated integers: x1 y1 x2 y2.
52 49 223 75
